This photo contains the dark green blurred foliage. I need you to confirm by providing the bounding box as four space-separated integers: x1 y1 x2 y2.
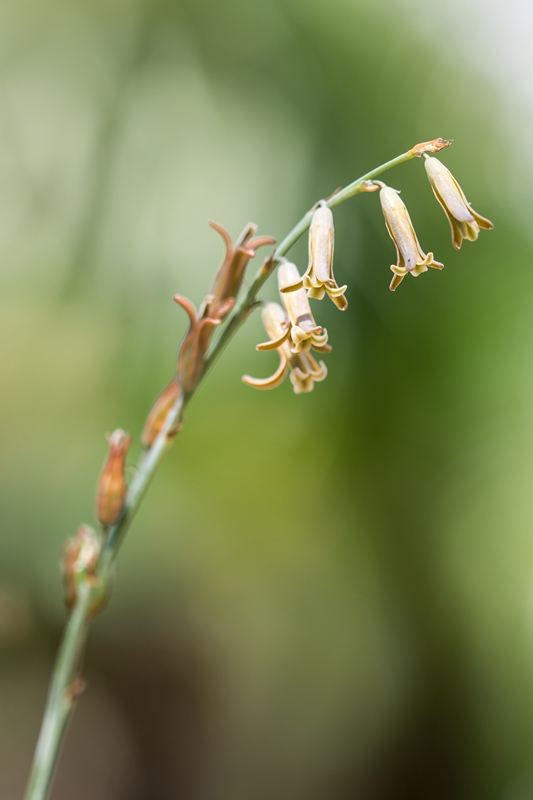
1 1 532 798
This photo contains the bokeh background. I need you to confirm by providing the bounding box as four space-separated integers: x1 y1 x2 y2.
1 0 532 797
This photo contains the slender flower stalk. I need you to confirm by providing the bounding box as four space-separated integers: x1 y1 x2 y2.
23 138 461 800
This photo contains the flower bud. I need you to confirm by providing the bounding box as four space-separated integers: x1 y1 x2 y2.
96 429 131 528
141 379 181 448
424 156 493 250
379 185 444 291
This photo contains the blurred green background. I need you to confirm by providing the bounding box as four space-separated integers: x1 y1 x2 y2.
1 0 531 797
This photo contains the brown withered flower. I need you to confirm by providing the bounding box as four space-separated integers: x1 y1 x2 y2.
281 202 347 310
379 184 444 291
174 295 231 396
270 261 330 353
174 222 275 395
96 429 132 528
141 378 181 448
242 302 328 394
205 221 275 317
424 156 493 249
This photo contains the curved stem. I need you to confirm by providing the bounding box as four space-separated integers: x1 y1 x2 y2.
23 142 431 800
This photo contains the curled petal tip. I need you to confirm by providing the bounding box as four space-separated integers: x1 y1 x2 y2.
279 279 304 294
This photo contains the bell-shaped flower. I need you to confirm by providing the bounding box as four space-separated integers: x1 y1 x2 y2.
424 156 493 250
379 184 444 291
266 261 330 354
242 303 328 394
281 202 347 310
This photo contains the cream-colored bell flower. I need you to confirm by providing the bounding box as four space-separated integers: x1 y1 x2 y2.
424 156 493 250
280 201 348 310
270 261 330 354
379 184 444 291
242 303 328 394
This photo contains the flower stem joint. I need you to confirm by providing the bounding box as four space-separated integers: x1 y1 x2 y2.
63 525 112 619
96 429 132 528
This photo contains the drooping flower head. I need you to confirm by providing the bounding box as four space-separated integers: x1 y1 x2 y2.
281 201 347 310
242 303 328 394
275 261 329 353
424 156 493 250
379 184 444 291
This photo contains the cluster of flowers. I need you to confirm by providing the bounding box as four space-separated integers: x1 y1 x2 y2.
62 148 494 607
244 154 493 394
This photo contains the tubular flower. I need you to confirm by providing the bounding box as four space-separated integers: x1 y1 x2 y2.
96 429 132 527
281 201 348 310
206 221 275 317
379 185 444 291
424 156 493 250
242 302 328 394
266 261 330 354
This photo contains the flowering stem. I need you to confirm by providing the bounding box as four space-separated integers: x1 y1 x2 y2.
23 583 93 800
23 140 441 800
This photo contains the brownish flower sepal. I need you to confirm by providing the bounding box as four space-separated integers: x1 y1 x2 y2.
141 378 181 448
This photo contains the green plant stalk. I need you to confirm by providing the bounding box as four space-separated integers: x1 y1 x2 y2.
23 143 424 800
23 582 93 800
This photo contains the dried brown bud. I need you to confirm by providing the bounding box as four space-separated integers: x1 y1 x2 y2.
141 379 181 448
96 429 131 527
409 138 453 157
